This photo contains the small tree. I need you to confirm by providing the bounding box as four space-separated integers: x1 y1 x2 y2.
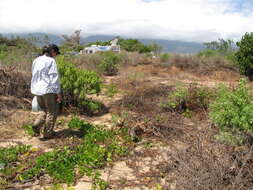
43 35 51 45
62 30 82 50
99 51 121 75
203 38 235 55
235 32 253 80
118 38 152 53
149 43 163 56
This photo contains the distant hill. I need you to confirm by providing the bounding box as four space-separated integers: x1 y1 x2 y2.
2 33 64 46
2 33 204 53
139 39 204 54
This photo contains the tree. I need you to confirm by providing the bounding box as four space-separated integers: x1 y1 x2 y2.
235 32 253 80
62 30 82 48
118 38 152 53
43 35 51 45
149 43 163 56
203 38 235 55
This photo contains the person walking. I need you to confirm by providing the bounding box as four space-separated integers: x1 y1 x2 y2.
31 44 62 140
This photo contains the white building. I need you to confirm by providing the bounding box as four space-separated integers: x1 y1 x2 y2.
83 38 120 54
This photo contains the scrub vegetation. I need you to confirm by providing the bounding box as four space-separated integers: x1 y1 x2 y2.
0 33 252 190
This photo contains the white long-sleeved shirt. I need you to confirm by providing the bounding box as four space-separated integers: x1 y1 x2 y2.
31 55 61 96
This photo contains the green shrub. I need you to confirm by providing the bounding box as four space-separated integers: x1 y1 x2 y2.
68 117 92 133
197 49 219 57
99 51 121 75
165 84 214 113
166 85 188 110
209 79 253 132
160 53 170 62
235 32 253 79
58 56 101 98
57 56 102 111
79 99 104 115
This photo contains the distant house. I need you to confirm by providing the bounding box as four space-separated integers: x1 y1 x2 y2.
83 38 120 54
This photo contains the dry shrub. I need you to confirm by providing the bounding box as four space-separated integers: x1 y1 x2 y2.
165 83 216 120
0 67 31 98
118 52 157 66
209 70 241 81
124 52 143 66
0 96 31 122
137 55 153 65
0 67 31 120
68 54 102 72
169 54 239 79
165 128 253 190
73 52 148 75
118 85 172 114
114 85 187 139
115 71 147 91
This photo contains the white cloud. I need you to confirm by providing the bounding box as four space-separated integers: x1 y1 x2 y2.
0 0 253 42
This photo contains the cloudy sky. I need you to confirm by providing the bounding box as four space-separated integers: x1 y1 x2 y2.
0 0 253 42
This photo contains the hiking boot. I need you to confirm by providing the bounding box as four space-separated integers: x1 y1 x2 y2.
42 131 57 140
32 126 40 137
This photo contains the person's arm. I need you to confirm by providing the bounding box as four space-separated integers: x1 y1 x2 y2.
48 59 61 102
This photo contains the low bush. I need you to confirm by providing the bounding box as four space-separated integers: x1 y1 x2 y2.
159 53 170 62
57 56 102 113
137 54 153 65
58 56 101 98
166 85 188 110
169 54 238 78
166 132 253 190
68 117 93 133
99 51 121 75
78 99 106 116
209 79 253 133
164 84 215 116
0 68 31 98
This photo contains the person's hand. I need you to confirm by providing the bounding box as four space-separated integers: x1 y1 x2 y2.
57 94 62 103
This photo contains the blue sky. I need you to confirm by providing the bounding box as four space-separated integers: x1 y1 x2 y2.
225 0 253 14
0 0 253 42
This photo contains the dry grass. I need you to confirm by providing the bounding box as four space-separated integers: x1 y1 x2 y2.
0 67 31 98
165 128 253 190
168 54 240 80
